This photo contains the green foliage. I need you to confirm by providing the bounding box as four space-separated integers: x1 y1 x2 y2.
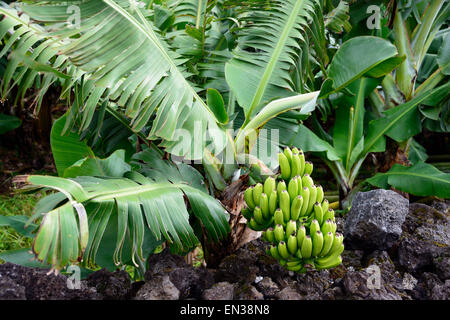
0 113 21 134
19 147 230 272
366 162 450 199
0 193 42 262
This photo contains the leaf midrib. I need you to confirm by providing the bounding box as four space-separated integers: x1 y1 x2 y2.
246 0 307 121
89 182 184 201
382 171 450 184
363 84 447 155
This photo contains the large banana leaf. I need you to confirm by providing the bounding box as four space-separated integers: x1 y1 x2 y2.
21 148 230 272
363 82 450 155
225 0 320 121
366 162 450 199
50 114 94 176
0 4 68 111
325 36 404 95
0 1 226 160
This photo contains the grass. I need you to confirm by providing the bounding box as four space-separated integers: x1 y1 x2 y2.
0 192 44 262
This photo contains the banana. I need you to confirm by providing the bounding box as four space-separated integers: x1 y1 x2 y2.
241 207 253 220
253 183 263 205
286 260 301 268
310 219 320 236
331 220 337 235
290 195 303 221
277 180 287 199
286 263 305 272
244 187 256 210
300 187 310 216
268 190 278 215
280 190 291 222
274 209 284 226
295 249 302 259
274 224 285 243
306 185 317 214
287 234 298 255
260 193 270 220
278 153 291 180
319 232 334 257
316 185 324 204
329 233 344 255
304 161 313 175
265 227 275 243
301 174 314 188
316 244 344 266
298 151 305 176
296 225 306 248
253 206 264 224
263 177 276 196
323 208 334 222
285 220 297 237
295 175 302 192
287 178 298 201
283 147 293 167
291 154 301 178
311 231 324 257
300 235 312 259
321 199 329 217
321 219 333 235
262 230 268 242
245 147 345 272
269 244 281 260
329 209 336 222
315 255 342 270
314 202 323 225
248 217 261 230
278 241 290 259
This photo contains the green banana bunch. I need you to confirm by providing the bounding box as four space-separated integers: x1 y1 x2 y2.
247 147 344 273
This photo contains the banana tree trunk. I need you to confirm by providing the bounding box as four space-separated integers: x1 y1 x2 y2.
201 174 260 267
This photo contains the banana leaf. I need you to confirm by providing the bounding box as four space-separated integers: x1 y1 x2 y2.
366 162 450 199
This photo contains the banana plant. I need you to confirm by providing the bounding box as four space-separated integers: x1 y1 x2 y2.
12 127 231 274
0 0 323 271
289 1 450 204
0 1 320 183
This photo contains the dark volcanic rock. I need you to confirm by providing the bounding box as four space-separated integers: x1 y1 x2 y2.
86 269 131 300
413 272 450 300
0 274 26 300
295 270 334 299
234 284 264 300
344 190 409 251
145 248 187 278
135 275 180 300
341 250 364 270
255 277 280 299
397 203 450 276
169 267 214 299
275 286 302 300
342 269 402 300
202 282 235 300
143 248 214 299
0 263 100 300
